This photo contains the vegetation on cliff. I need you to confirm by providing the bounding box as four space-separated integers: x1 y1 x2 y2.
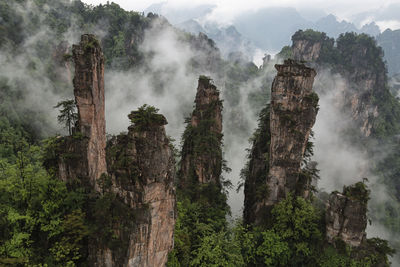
0 1 398 266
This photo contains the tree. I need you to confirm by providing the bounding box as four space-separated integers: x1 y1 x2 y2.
54 99 78 135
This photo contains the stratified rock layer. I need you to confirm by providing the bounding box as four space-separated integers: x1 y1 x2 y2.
245 59 319 225
179 76 223 187
325 183 368 247
72 34 106 188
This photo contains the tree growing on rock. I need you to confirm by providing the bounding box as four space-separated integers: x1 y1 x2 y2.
54 99 78 135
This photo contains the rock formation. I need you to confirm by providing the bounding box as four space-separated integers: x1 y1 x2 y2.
291 30 385 138
267 60 318 203
71 34 107 189
50 34 176 267
100 107 176 267
178 76 223 187
244 59 319 225
243 106 271 225
325 182 369 247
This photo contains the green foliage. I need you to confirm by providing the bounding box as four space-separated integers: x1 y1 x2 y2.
0 129 88 265
232 194 323 266
190 231 244 266
171 88 232 265
54 99 78 136
128 104 167 130
292 29 331 43
269 194 322 265
168 195 235 266
277 46 293 60
89 190 136 253
256 230 291 266
304 92 320 110
343 182 370 204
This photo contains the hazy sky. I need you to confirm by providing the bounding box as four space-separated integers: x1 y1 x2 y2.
82 0 400 23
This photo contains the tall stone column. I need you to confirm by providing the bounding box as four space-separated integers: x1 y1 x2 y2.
72 34 107 188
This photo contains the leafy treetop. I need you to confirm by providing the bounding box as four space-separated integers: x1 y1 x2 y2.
128 104 167 130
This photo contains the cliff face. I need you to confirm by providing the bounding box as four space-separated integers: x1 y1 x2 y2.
55 35 106 189
179 76 223 187
292 39 322 62
53 35 175 267
267 60 318 202
243 107 271 225
102 110 176 267
291 30 385 138
244 60 319 225
325 182 369 247
72 34 107 189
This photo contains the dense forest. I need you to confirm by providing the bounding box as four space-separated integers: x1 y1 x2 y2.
0 0 399 266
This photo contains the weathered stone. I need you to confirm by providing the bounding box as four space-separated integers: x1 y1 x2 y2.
99 117 176 267
72 34 107 188
325 182 369 247
266 60 317 203
243 106 271 225
245 59 319 225
52 35 176 267
179 76 223 186
291 32 382 138
292 39 322 62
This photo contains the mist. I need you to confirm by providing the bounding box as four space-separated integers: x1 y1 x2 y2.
3 2 398 258
311 68 400 264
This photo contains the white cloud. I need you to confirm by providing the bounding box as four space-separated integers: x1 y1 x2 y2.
82 0 400 24
376 19 400 31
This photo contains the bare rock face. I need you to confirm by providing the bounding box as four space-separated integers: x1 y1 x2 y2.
100 112 176 267
291 30 383 138
72 34 107 188
292 39 322 62
179 76 223 186
291 30 333 63
51 35 176 267
325 182 369 247
267 60 318 201
246 60 319 225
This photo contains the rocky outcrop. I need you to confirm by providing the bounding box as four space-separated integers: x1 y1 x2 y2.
178 76 223 187
243 106 271 225
100 108 176 267
325 182 369 247
244 60 319 225
291 30 332 63
51 35 175 267
53 35 106 189
72 34 107 188
292 40 322 62
291 30 386 138
267 60 318 202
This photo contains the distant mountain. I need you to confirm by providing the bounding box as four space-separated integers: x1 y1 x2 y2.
233 10 381 52
233 7 311 52
313 14 358 37
145 3 400 74
177 19 255 60
377 29 400 75
144 2 215 24
352 3 400 28
360 22 381 36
